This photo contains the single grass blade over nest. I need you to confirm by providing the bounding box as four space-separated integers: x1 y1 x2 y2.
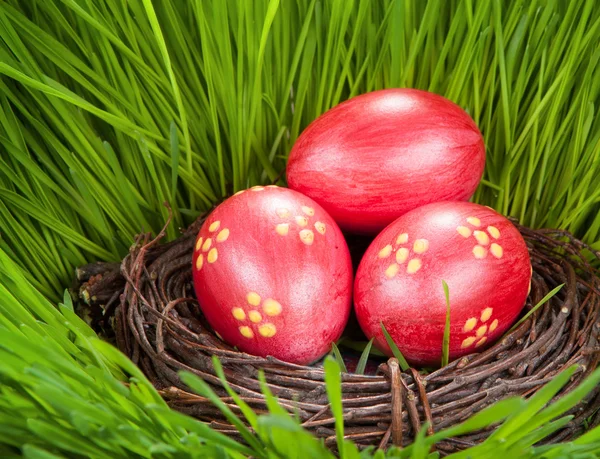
77 214 600 453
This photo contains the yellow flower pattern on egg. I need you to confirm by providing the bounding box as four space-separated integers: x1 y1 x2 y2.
273 204 327 245
461 308 499 349
231 293 283 338
457 218 504 260
195 219 231 271
382 233 428 278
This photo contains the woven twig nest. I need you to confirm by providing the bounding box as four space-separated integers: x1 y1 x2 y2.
76 210 600 454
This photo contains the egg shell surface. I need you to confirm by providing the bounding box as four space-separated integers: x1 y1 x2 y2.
354 201 531 366
192 186 353 365
287 88 486 234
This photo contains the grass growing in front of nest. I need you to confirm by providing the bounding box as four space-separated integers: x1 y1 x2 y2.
1 257 600 458
0 0 599 456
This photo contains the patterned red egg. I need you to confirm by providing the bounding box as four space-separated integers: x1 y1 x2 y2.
287 88 485 234
192 186 353 365
354 201 531 366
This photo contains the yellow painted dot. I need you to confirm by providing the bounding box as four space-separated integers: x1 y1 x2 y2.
314 221 326 235
385 263 400 278
490 243 503 258
263 299 282 316
207 248 218 263
461 337 476 349
239 326 254 338
475 336 487 348
476 325 488 338
473 230 490 246
301 206 315 216
251 186 265 191
299 229 314 245
481 307 493 322
457 226 472 238
247 292 261 306
467 216 481 227
276 208 290 218
463 317 477 332
396 248 409 264
473 245 487 259
202 238 212 252
259 323 277 337
276 223 289 236
216 228 230 243
407 258 422 274
295 216 308 227
489 319 498 332
195 236 204 251
232 308 246 320
413 239 429 254
248 310 262 323
209 221 220 232
396 233 409 245
195 254 204 271
378 244 393 259
487 226 500 239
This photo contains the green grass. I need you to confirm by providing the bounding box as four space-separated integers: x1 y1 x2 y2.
441 281 451 368
0 0 599 299
1 253 599 458
381 321 410 371
0 0 599 456
504 283 564 337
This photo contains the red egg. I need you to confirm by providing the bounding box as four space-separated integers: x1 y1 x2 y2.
192 186 353 365
354 202 531 366
287 88 485 234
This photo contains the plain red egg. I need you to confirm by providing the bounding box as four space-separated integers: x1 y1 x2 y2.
192 186 353 365
354 201 531 366
287 88 485 234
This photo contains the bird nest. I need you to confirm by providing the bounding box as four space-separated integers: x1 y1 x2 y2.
76 209 600 454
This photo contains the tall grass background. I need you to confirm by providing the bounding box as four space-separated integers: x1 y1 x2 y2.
0 0 599 457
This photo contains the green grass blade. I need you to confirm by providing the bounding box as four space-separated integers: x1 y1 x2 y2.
381 322 410 371
505 283 564 336
489 365 578 441
331 342 348 373
211 356 259 430
324 356 345 457
441 280 451 367
355 338 374 375
178 371 265 457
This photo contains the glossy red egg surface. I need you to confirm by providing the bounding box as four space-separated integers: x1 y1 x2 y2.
192 186 353 365
354 201 531 366
287 88 485 234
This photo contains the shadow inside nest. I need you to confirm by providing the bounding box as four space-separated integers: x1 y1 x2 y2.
74 213 600 454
